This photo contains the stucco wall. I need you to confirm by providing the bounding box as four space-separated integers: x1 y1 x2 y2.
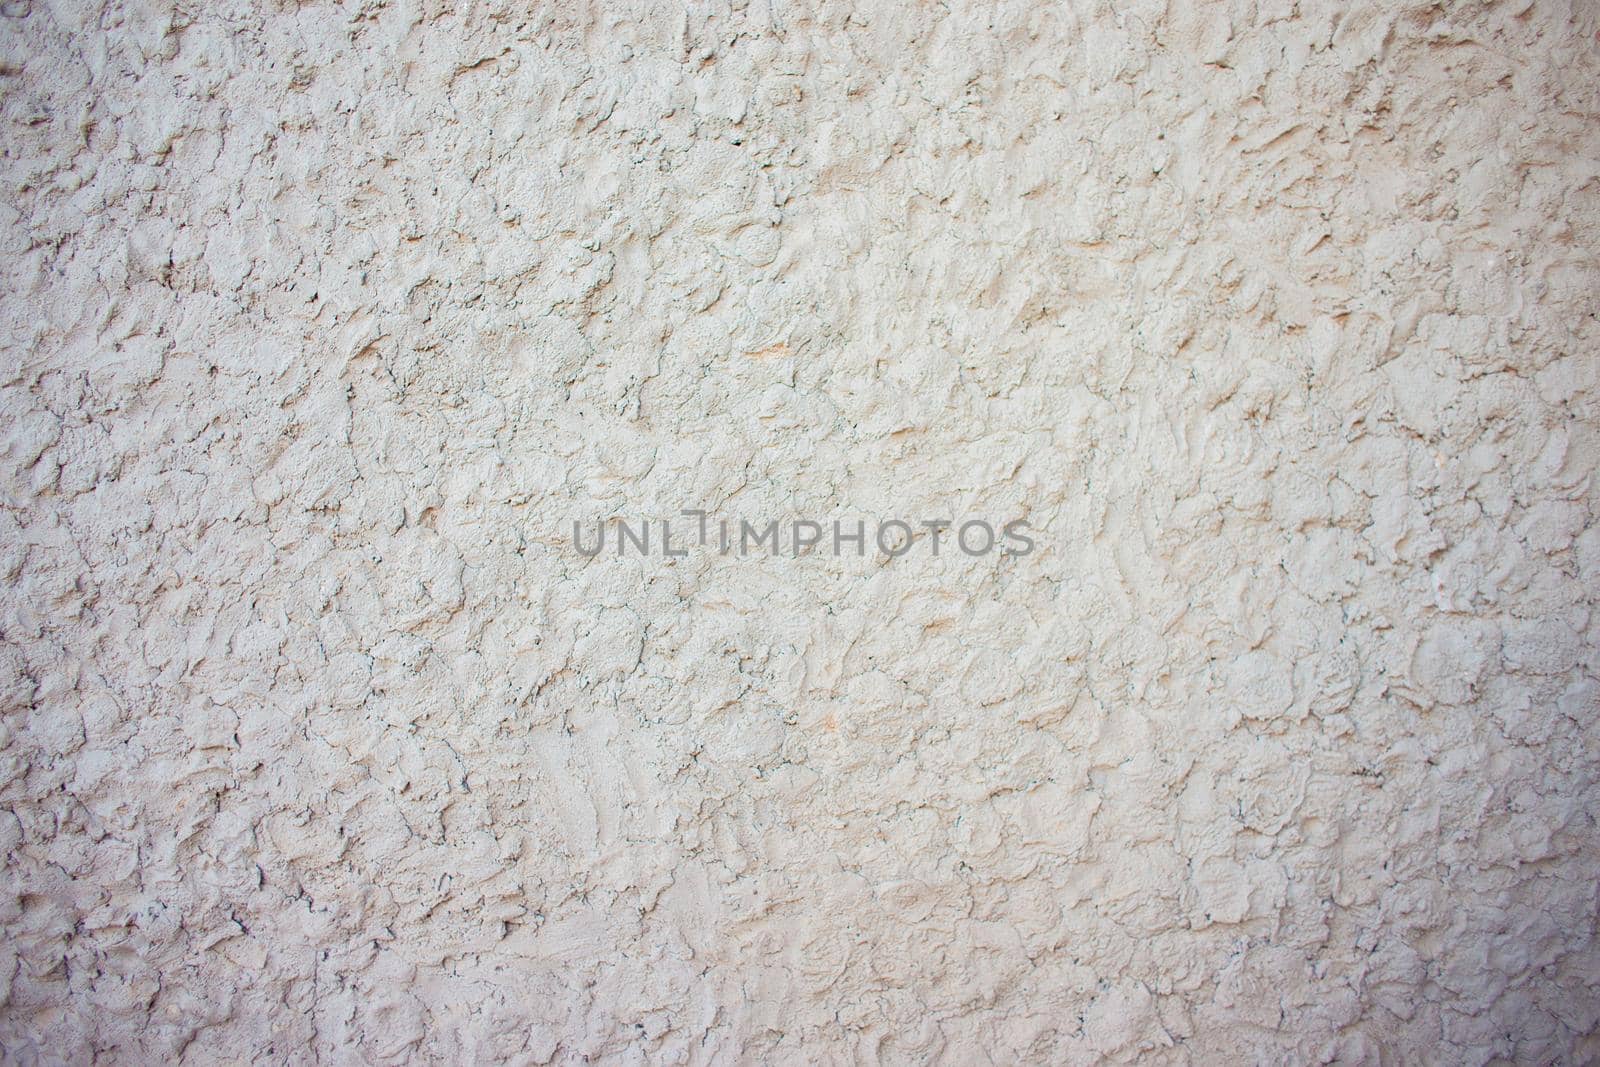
2 0 1598 1062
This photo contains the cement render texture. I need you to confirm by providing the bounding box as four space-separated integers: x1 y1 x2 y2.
1 0 1599 1063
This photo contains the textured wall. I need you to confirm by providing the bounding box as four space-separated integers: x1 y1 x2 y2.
2 0 1599 1063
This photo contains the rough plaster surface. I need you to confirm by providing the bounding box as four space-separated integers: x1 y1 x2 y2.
2 0 1599 1063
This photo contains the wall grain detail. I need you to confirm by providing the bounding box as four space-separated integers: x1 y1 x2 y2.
1 1 1598 1063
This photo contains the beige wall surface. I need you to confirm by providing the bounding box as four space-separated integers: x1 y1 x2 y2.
1 0 1598 1063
